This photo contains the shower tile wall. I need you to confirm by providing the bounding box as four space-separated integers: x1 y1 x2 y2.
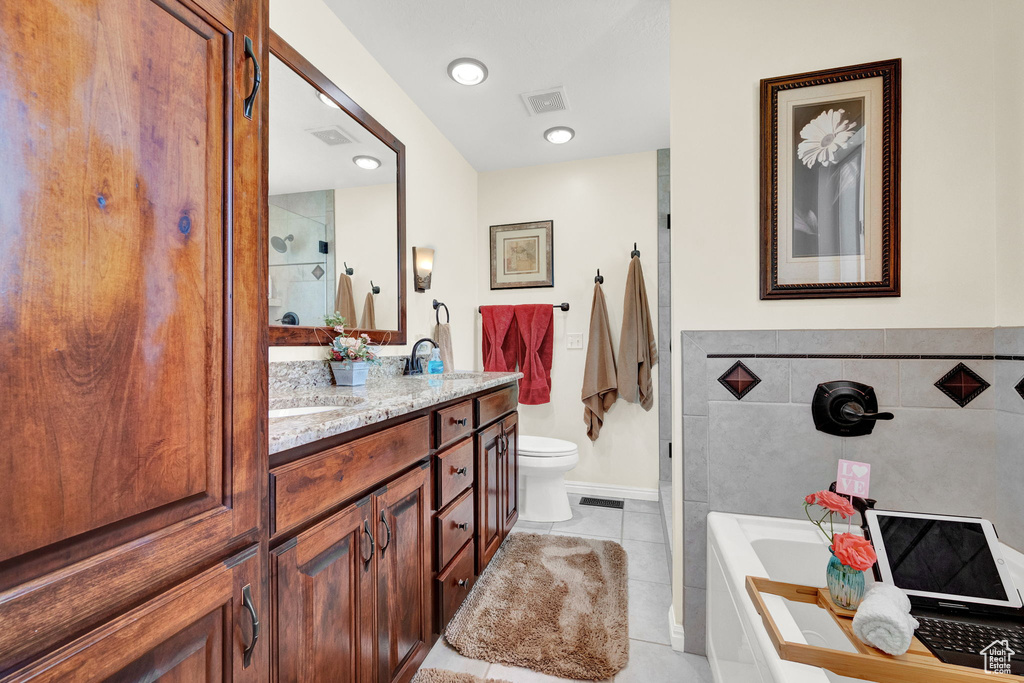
680 327 1024 655
269 190 336 327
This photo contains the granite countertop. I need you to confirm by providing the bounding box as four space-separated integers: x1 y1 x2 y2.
268 371 522 454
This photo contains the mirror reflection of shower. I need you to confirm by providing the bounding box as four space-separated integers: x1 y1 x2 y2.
271 234 294 253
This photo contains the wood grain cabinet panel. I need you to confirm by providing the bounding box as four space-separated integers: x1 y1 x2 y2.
272 500 376 683
4 546 266 683
475 422 503 572
435 489 474 570
474 386 518 429
375 464 432 683
0 0 265 671
499 413 519 533
435 401 473 449
435 541 476 629
271 417 429 536
435 439 474 511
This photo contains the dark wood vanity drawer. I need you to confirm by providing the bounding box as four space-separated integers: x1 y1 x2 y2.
436 539 476 628
475 384 518 428
436 400 473 448
271 416 430 535
436 488 475 569
436 438 474 510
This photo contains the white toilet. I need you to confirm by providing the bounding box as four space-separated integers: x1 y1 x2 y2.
517 435 580 523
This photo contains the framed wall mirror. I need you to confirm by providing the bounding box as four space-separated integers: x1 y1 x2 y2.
268 31 406 345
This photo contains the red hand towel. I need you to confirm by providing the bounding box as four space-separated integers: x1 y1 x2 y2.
480 305 517 372
514 304 554 405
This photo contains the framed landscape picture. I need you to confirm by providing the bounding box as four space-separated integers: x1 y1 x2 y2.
489 220 554 289
760 59 901 299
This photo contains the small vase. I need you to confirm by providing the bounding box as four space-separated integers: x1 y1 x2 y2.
826 548 866 610
330 360 369 386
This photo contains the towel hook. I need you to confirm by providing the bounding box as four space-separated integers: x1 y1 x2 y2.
343 261 354 275
595 268 604 284
630 242 640 258
370 280 380 294
432 299 450 324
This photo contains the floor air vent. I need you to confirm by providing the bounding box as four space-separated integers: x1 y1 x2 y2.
579 496 624 509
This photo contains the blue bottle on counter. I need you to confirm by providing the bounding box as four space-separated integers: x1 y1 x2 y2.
427 348 444 375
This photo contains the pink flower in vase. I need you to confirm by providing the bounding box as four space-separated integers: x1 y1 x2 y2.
808 490 856 519
832 533 877 570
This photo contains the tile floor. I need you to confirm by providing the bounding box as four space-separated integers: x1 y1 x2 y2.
418 494 712 682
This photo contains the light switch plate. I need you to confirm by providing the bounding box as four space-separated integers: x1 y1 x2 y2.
566 333 584 350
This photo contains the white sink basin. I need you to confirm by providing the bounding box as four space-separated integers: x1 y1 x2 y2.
270 405 346 418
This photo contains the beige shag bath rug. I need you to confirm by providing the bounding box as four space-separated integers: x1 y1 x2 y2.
444 532 629 680
411 669 511 683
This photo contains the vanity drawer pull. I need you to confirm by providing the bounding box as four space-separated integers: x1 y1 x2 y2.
456 522 469 530
457 579 468 587
454 467 468 475
436 489 474 567
453 417 468 426
436 439 474 510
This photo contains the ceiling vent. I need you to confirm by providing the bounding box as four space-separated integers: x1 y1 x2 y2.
307 125 356 146
520 86 570 116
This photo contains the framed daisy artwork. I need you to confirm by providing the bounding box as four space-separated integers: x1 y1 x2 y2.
760 59 901 299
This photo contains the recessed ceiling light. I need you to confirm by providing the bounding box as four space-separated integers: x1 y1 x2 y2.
352 155 381 170
447 58 488 86
317 91 340 109
544 126 575 144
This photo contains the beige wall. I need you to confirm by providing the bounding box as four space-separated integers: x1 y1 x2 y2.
477 152 660 493
269 0 479 367
670 0 1024 642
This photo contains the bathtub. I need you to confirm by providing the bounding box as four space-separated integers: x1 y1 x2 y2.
706 511 1024 683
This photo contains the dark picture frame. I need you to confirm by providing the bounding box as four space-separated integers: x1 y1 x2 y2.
760 59 901 299
489 220 554 290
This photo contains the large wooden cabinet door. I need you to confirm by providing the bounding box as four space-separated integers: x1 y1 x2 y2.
498 413 519 536
6 547 265 682
272 498 376 683
375 463 432 683
475 423 504 571
0 0 266 672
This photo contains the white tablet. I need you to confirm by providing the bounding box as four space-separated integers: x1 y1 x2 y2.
865 509 1022 609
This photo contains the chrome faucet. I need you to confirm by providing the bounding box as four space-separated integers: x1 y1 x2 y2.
404 337 438 375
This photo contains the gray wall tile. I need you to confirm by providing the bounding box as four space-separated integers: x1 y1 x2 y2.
683 416 709 501
708 402 842 516
682 333 708 416
707 357 790 403
684 330 777 355
683 501 709 588
683 587 707 655
843 408 999 522
995 327 1024 356
884 327 993 355
777 329 884 355
657 148 670 177
996 411 1024 551
791 359 843 405
843 359 900 408
659 439 672 482
900 360 995 410
995 361 1024 415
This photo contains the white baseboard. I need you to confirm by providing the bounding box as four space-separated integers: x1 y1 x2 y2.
564 481 659 502
669 603 686 651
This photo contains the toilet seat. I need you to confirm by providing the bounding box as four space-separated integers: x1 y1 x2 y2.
518 435 578 458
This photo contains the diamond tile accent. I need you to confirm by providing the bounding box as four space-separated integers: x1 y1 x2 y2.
934 362 990 407
717 361 761 400
311 265 325 280
1016 376 1024 404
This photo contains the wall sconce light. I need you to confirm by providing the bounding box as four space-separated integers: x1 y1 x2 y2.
413 247 434 292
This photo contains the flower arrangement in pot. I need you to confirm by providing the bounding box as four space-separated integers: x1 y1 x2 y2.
324 313 380 386
804 489 878 610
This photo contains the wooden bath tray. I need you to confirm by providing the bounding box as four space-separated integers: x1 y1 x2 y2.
745 575 1005 682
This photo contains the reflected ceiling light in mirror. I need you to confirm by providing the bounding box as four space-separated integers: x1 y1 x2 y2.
352 155 382 170
447 58 488 86
544 126 575 144
413 247 434 292
316 91 340 109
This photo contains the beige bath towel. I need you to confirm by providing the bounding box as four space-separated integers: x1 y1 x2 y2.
582 283 617 440
616 255 658 410
434 323 455 372
334 273 357 328
359 291 376 329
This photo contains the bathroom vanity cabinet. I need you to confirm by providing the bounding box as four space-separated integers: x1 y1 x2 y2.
267 381 520 682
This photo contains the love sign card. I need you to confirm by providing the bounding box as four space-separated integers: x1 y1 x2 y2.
836 459 871 498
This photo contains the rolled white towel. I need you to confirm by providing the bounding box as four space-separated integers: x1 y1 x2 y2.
851 583 920 656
